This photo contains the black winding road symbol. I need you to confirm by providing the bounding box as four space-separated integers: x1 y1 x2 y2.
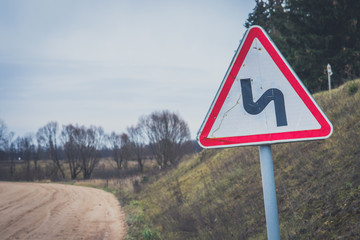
240 78 288 127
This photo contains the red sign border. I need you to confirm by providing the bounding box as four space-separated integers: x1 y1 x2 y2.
197 25 333 148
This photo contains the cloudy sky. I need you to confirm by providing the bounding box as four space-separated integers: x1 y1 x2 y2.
0 0 255 138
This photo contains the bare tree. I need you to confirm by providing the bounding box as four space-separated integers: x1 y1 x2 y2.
12 135 35 180
79 125 105 179
9 141 16 179
61 124 82 180
140 110 190 169
109 132 122 170
22 134 34 181
108 131 131 171
0 119 13 161
0 120 7 159
119 133 131 169
59 124 105 180
37 122 65 179
14 136 24 160
34 136 44 179
127 125 146 172
0 120 15 178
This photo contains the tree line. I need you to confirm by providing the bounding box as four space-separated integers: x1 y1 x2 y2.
245 0 360 92
0 110 193 181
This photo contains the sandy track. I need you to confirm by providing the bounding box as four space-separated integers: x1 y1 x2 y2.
0 182 127 240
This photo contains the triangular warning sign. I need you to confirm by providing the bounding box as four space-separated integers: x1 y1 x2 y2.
197 25 333 148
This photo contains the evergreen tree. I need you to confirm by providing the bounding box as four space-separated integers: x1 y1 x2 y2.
245 0 360 92
245 0 271 30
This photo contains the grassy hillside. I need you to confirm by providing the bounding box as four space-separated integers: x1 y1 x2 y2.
122 79 360 239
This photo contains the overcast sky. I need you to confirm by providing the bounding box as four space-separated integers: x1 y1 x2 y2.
0 0 255 139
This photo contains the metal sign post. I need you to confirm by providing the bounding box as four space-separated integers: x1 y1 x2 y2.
197 25 333 240
259 145 280 240
327 63 333 91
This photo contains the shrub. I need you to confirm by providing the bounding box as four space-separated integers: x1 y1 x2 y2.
348 81 358 95
141 228 158 240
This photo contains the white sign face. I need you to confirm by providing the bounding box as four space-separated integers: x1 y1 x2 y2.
327 63 333 75
208 37 320 138
197 26 333 148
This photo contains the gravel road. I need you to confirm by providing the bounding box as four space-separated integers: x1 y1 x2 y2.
0 182 127 240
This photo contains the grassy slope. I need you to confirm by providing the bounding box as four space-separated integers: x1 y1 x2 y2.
125 80 360 240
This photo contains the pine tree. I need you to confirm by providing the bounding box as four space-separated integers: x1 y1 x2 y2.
245 0 360 92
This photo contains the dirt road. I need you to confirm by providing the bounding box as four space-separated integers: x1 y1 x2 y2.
0 182 127 240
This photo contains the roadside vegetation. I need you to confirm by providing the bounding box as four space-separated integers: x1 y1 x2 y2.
114 80 359 239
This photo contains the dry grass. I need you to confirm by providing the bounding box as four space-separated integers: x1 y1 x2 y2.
121 79 360 240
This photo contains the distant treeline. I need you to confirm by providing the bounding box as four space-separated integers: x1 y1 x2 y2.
0 110 201 181
245 0 360 92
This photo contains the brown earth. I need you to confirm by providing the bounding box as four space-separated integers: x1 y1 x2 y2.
0 182 127 240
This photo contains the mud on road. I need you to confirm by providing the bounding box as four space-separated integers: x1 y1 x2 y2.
0 182 127 240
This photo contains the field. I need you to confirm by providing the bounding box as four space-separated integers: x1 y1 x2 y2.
0 157 158 182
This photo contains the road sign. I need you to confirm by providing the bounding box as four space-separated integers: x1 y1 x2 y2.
327 63 333 76
197 25 333 148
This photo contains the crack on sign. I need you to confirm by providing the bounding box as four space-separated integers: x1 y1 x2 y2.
211 93 242 138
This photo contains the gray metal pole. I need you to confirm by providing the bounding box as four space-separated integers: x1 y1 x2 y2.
259 145 280 240
327 63 332 91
